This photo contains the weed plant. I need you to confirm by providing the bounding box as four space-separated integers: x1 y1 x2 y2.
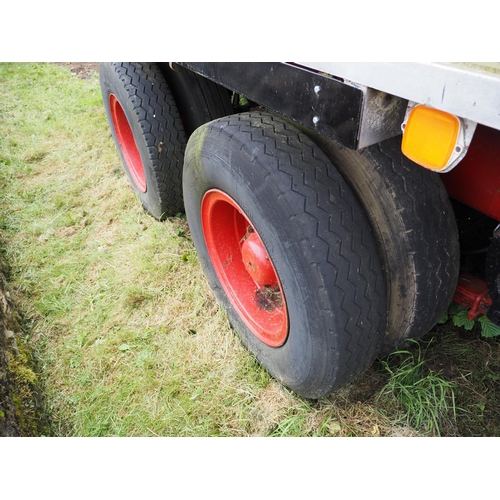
0 63 499 436
377 341 457 435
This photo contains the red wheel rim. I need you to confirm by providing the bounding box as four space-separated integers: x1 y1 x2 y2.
109 93 147 192
201 189 288 347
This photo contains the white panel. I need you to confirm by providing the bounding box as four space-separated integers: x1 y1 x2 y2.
297 62 500 130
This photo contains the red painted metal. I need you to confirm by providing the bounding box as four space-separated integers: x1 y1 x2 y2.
453 273 492 320
241 232 278 287
201 189 288 347
109 93 147 193
441 125 500 222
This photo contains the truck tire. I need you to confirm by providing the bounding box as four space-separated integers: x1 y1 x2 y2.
100 62 186 219
311 134 460 353
158 63 233 135
100 62 232 220
183 112 387 398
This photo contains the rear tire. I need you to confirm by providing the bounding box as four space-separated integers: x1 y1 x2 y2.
100 62 233 220
183 112 387 398
100 62 186 219
159 63 233 135
311 134 460 352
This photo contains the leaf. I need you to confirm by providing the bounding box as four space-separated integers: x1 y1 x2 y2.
452 310 475 330
437 311 449 325
448 302 466 316
478 315 500 338
118 343 131 351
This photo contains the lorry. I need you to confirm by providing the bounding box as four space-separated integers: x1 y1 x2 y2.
99 62 500 399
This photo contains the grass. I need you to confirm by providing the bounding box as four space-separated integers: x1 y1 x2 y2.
1 62 499 436
377 340 457 436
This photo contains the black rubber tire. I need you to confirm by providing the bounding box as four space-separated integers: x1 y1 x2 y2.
100 62 233 220
100 62 186 220
310 133 460 353
158 63 233 135
183 112 387 398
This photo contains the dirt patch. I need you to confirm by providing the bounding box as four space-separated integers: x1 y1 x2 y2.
0 249 50 436
55 62 99 79
0 269 22 436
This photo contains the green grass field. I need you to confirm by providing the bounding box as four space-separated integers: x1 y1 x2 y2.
1 62 499 436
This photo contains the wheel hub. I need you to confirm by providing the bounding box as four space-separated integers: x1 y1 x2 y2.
241 231 278 287
201 189 288 347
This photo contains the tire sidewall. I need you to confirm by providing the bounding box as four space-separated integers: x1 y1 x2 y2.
184 117 385 397
100 63 168 218
185 146 326 395
308 131 460 351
